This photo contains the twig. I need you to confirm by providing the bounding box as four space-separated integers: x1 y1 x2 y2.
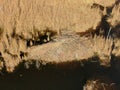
107 27 112 39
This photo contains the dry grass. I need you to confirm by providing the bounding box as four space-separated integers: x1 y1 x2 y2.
107 3 120 38
0 0 103 72
112 39 120 56
0 0 119 72
0 29 117 72
107 3 120 27
94 0 116 7
0 0 103 37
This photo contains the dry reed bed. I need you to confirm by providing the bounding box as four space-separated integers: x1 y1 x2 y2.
0 0 103 35
0 0 120 73
0 33 119 72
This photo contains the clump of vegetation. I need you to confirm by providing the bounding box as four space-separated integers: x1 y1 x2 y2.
83 79 117 90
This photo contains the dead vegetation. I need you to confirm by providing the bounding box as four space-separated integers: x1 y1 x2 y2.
0 0 120 90
0 0 104 36
84 76 118 90
0 0 119 72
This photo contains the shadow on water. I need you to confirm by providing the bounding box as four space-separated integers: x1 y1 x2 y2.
0 56 120 90
0 61 85 90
